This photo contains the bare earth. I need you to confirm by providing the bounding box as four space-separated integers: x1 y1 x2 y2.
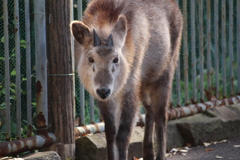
166 137 240 160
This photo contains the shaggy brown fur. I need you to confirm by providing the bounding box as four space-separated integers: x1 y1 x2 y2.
70 0 183 159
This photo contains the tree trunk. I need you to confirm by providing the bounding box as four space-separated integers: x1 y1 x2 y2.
46 0 75 159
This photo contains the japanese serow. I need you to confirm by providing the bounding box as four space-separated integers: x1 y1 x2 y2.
70 0 182 159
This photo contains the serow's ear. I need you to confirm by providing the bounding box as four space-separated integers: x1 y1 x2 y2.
113 15 127 44
70 21 91 45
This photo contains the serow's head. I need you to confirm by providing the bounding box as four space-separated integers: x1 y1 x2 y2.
70 15 129 101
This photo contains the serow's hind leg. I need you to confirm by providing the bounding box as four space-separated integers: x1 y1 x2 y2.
141 92 155 160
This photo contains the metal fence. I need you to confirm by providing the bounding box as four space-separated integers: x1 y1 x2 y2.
174 0 240 105
0 0 240 157
0 0 56 156
74 0 240 125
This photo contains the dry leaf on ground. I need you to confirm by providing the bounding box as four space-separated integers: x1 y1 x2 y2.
132 157 143 160
179 149 189 153
205 149 213 151
215 156 223 159
233 145 240 148
203 142 211 147
213 140 227 144
167 146 190 157
204 140 227 147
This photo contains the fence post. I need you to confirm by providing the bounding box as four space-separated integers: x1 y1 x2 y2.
221 0 227 97
14 0 21 139
199 0 204 101
191 0 196 102
34 0 48 135
237 0 240 94
3 0 10 141
25 0 32 137
228 0 234 95
214 0 219 98
206 0 212 95
183 0 189 103
46 0 75 159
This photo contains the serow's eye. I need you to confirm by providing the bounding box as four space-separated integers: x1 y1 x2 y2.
113 57 119 63
88 57 94 63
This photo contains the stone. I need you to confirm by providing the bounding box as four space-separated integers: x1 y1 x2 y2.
75 133 106 160
23 151 61 160
174 106 240 146
166 121 185 150
128 127 144 159
174 114 224 146
75 126 144 160
228 104 240 113
205 106 240 122
75 105 240 158
205 106 240 139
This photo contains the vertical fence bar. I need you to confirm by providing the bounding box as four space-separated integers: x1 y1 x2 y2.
25 0 32 137
77 0 85 125
221 0 226 97
207 0 212 95
86 0 95 122
176 62 181 106
238 0 240 94
183 0 189 103
14 0 21 139
214 0 219 98
34 0 48 132
175 0 181 106
3 0 11 141
89 96 94 123
88 0 95 120
78 0 82 21
80 83 85 125
70 0 76 122
199 0 204 101
229 0 234 95
191 0 197 102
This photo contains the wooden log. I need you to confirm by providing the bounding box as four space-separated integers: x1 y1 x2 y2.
46 0 75 159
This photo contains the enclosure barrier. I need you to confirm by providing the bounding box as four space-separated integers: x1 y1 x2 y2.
1 0 240 157
3 0 10 142
0 133 56 156
167 96 240 120
0 0 55 156
74 0 240 126
75 96 240 137
76 0 96 126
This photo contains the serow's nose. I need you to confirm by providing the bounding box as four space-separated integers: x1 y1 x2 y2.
96 88 111 99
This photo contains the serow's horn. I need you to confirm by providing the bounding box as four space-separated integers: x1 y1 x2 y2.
107 34 113 47
93 29 101 46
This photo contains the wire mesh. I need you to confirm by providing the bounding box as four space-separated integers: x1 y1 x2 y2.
172 0 240 107
73 0 100 125
0 0 36 142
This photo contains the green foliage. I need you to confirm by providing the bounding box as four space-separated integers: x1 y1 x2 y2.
75 90 100 124
0 35 36 142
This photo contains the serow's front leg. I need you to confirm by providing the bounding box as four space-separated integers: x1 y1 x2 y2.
116 94 138 160
99 101 117 160
105 115 117 160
